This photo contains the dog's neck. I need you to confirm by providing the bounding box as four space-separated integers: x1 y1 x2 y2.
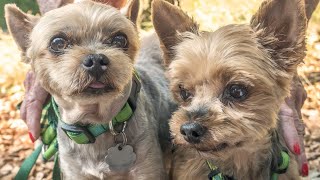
55 79 142 176
56 96 149 178
207 129 283 179
53 81 132 125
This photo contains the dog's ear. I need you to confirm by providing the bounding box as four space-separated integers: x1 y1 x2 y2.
152 0 198 66
305 0 319 20
5 4 39 57
125 0 140 25
37 0 74 14
250 0 307 72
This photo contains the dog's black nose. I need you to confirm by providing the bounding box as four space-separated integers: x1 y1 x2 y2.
180 122 206 144
82 54 110 79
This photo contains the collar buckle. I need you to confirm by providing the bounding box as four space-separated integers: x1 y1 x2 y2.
61 123 96 144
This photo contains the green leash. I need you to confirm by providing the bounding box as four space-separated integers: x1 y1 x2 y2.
206 150 290 180
52 154 61 179
14 144 43 180
15 72 141 179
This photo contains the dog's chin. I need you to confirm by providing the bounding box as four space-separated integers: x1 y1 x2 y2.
182 140 244 155
195 142 230 153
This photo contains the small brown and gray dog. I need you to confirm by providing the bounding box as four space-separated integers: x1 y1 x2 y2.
153 0 307 179
6 0 174 179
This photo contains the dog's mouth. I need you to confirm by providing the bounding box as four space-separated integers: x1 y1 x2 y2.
88 81 106 89
83 81 116 95
195 141 243 153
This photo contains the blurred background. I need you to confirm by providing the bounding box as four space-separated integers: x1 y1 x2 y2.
0 0 319 179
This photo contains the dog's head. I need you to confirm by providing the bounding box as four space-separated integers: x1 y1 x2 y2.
152 0 307 155
6 0 140 124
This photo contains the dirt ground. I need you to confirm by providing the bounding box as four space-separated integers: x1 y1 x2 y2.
0 0 319 179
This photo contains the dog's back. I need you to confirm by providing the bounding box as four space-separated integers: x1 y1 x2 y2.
135 32 176 151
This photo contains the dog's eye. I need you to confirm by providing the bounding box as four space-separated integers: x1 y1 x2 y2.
111 34 128 49
179 85 192 101
227 84 248 100
50 37 68 53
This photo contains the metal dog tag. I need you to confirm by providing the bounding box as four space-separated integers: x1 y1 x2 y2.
105 144 136 171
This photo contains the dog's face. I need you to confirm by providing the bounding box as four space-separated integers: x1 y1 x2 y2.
6 0 140 123
7 1 139 99
153 0 306 156
31 2 138 99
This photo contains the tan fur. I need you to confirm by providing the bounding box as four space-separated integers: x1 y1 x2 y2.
152 0 307 179
6 1 172 179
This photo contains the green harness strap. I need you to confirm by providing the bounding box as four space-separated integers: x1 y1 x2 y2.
206 161 224 180
271 151 290 180
206 150 290 180
15 72 141 179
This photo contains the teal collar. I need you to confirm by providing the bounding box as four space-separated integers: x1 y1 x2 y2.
54 72 141 144
206 150 290 180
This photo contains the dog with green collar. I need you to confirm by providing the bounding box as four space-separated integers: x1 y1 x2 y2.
6 0 175 179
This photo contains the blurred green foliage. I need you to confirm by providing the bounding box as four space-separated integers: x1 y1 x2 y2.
0 0 39 31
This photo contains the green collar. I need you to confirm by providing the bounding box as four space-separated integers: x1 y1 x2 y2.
55 100 133 144
53 72 141 144
206 150 290 180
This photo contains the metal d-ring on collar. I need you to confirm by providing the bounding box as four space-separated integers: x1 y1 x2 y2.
109 120 128 146
109 121 127 136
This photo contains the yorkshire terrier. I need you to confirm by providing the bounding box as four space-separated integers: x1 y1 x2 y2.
152 0 307 179
5 0 174 179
